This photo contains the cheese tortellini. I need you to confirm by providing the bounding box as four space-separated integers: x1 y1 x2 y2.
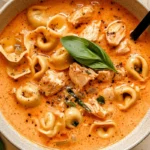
27 5 49 28
38 111 65 138
85 98 107 119
47 14 69 36
90 120 116 138
106 20 126 46
24 26 59 54
126 54 149 82
0 37 28 63
114 84 140 110
7 56 31 80
65 107 82 129
31 55 49 80
49 47 73 71
16 83 41 107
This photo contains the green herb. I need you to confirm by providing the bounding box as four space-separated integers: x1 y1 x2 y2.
72 121 79 127
97 96 105 105
61 36 117 72
0 138 5 150
65 101 76 107
66 87 91 112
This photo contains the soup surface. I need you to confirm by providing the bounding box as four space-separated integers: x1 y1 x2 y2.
0 0 150 150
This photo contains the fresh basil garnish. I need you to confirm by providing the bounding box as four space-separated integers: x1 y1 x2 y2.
61 36 117 72
97 96 105 105
65 101 76 107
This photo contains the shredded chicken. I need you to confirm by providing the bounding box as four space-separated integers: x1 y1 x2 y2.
85 98 107 119
69 63 98 89
116 39 130 55
80 20 101 41
39 70 66 96
68 6 94 26
97 70 114 82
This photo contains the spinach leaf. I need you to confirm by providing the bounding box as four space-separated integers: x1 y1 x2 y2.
65 101 76 107
97 96 105 105
66 87 91 112
61 36 117 72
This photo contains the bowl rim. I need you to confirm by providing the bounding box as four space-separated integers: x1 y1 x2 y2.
0 0 150 150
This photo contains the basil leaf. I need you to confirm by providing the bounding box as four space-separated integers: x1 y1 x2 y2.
61 36 117 72
97 96 105 105
0 139 5 150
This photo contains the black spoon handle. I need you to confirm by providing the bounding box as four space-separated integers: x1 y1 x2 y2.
130 11 150 41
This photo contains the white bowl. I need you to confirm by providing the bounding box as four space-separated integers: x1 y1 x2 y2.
0 0 150 150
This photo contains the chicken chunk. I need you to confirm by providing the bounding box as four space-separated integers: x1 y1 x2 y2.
116 39 130 55
80 20 101 41
97 70 114 82
85 98 107 119
39 70 66 96
68 6 94 26
69 63 98 89
102 87 115 101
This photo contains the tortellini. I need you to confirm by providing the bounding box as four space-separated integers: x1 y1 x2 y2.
65 107 82 129
39 70 66 96
27 5 48 28
24 26 59 54
49 47 73 71
126 54 149 82
16 82 41 107
114 84 140 110
7 56 31 80
31 55 49 80
0 37 28 63
106 20 126 46
47 14 69 36
38 111 65 138
90 120 116 138
85 98 107 119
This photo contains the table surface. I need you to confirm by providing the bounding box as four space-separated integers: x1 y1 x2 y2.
0 0 150 150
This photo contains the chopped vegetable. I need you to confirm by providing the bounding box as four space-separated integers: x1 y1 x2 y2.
65 101 76 107
66 87 91 112
97 96 105 105
61 36 117 72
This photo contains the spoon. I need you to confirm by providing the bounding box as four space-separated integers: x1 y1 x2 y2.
130 11 150 41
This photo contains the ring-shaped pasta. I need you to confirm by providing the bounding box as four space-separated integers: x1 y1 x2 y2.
65 107 82 129
106 20 126 46
49 47 73 71
90 120 116 138
0 37 28 63
27 5 48 28
38 111 65 138
7 56 31 80
85 98 107 119
31 55 49 80
16 83 41 108
47 14 69 36
126 54 149 82
24 26 59 55
114 85 140 110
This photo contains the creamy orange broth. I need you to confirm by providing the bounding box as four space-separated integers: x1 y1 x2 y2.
0 0 150 150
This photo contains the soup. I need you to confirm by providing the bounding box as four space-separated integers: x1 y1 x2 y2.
0 0 150 150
